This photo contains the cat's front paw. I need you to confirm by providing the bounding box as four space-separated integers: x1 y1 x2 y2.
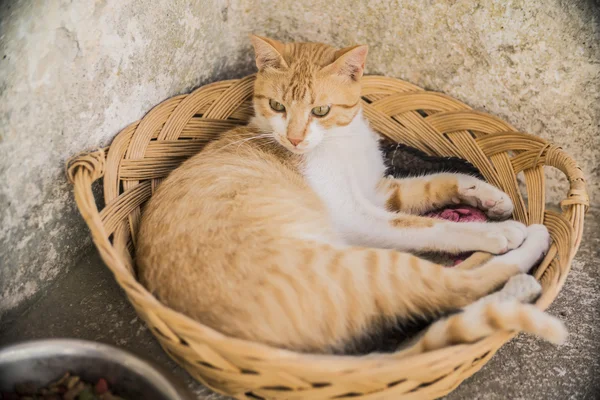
480 220 528 254
455 177 514 220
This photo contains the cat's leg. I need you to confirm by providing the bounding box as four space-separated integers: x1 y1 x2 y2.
399 224 550 310
342 174 524 254
351 225 549 319
344 200 528 254
379 173 513 219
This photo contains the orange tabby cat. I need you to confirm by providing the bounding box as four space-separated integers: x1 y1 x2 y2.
137 35 566 354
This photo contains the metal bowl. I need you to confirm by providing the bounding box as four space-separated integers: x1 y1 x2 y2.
0 339 195 400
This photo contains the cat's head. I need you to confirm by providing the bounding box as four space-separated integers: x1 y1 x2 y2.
249 35 368 154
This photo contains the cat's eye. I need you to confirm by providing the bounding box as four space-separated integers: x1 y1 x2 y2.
311 105 330 117
269 99 286 112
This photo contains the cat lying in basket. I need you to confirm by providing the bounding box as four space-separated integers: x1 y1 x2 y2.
136 36 566 355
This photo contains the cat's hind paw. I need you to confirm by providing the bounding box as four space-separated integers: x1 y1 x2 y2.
501 274 542 303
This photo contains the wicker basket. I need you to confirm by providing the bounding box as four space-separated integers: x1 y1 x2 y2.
67 75 589 400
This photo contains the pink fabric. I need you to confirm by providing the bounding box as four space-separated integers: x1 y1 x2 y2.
424 206 487 223
423 205 489 266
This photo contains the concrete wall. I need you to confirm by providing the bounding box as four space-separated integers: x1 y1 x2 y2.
1 0 598 323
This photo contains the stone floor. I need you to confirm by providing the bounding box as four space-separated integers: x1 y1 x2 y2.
1 208 598 400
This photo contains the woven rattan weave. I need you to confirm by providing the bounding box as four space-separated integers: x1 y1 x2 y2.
67 75 589 400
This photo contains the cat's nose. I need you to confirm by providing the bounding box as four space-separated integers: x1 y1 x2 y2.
288 138 303 146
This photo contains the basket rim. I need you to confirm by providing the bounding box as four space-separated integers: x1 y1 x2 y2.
66 74 590 398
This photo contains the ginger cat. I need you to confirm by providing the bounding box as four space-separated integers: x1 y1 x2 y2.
137 36 566 354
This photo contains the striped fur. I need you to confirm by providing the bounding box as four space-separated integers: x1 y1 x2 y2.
137 37 566 354
398 273 567 355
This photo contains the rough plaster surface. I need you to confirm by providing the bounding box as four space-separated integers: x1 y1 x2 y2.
1 208 598 399
0 0 598 319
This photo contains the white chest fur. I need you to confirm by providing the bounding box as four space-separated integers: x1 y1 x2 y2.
302 113 388 238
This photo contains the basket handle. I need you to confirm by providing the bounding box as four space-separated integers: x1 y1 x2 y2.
541 145 590 212
65 148 112 257
66 147 107 184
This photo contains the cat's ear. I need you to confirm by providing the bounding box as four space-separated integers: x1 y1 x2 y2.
322 45 368 81
250 34 288 70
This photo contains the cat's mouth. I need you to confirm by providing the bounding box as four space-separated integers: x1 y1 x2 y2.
274 136 313 154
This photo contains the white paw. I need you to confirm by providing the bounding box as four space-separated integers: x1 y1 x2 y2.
521 224 551 252
517 224 551 271
498 224 552 273
455 177 514 220
502 274 542 303
482 220 528 254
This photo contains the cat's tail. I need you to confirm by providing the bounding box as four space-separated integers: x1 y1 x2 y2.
397 274 567 356
412 301 567 353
